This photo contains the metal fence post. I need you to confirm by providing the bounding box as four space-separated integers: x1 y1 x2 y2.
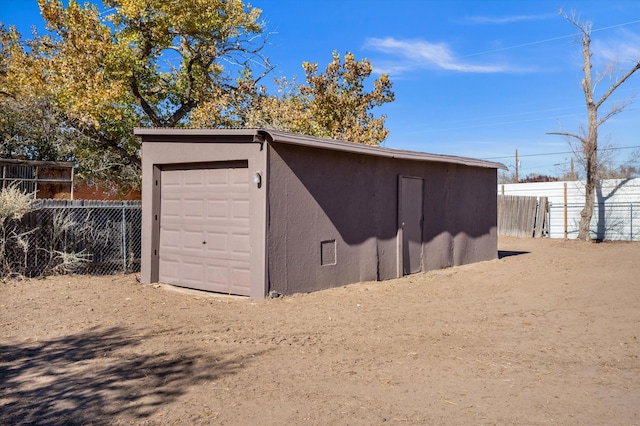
563 183 568 239
122 205 127 273
548 202 552 238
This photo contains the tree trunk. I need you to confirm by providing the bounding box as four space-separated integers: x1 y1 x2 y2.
577 23 596 241
578 105 598 241
578 153 596 240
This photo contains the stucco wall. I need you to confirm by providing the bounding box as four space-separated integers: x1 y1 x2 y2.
266 142 498 295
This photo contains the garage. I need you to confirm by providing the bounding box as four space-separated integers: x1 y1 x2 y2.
158 162 251 295
137 128 504 299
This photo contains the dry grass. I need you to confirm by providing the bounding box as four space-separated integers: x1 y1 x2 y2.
0 184 33 224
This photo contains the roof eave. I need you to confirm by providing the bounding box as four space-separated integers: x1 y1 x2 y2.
134 128 507 170
260 129 507 170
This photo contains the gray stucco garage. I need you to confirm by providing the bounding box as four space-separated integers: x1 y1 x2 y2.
136 128 505 298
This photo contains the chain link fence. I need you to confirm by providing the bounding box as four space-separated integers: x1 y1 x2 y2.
1 200 141 278
548 201 640 241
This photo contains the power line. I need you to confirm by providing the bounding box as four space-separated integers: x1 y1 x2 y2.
483 145 640 160
419 93 640 133
459 18 640 59
592 19 640 33
485 151 573 160
460 34 576 58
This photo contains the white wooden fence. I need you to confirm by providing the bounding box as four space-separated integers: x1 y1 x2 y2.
498 178 640 241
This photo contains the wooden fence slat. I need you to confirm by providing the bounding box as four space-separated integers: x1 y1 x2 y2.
498 195 546 238
533 197 548 237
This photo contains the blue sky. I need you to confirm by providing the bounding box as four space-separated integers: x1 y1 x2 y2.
2 0 640 177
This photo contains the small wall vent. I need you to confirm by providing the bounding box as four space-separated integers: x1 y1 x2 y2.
321 239 337 266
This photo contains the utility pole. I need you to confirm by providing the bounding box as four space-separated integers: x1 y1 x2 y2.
515 149 519 183
570 158 575 180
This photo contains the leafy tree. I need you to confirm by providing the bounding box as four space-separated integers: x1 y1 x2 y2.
244 52 395 146
1 27 75 163
1 0 271 189
2 2 395 191
548 10 640 241
1 95 71 161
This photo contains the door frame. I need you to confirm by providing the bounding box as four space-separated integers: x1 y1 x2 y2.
397 175 424 278
142 141 267 298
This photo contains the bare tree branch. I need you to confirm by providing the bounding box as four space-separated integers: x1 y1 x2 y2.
165 100 197 128
598 101 631 126
130 79 161 127
546 131 586 145
0 90 16 99
595 62 640 109
69 118 141 169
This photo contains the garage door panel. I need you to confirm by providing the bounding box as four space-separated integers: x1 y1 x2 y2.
180 260 206 279
159 165 251 296
162 199 181 218
184 169 205 186
162 171 182 186
160 247 198 260
230 267 251 289
232 199 250 219
183 199 204 217
206 168 229 185
205 232 228 253
182 230 204 251
200 250 249 262
201 255 249 263
159 258 179 281
160 229 180 249
231 233 251 254
206 266 229 286
207 200 228 219
231 168 249 185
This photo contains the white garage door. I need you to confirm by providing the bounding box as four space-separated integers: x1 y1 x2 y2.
159 163 251 296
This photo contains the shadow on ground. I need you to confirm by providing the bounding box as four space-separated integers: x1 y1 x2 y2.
0 326 263 425
498 250 530 259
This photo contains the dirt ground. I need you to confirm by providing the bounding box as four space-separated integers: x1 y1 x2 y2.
1 237 639 425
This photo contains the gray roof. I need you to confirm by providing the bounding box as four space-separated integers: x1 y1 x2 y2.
134 128 507 170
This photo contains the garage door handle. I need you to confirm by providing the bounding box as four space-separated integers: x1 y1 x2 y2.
202 241 207 245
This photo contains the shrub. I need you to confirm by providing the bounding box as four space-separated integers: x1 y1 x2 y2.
0 184 33 224
0 185 34 277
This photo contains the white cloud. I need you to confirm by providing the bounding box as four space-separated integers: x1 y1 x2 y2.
463 14 556 24
364 37 509 74
592 29 640 65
